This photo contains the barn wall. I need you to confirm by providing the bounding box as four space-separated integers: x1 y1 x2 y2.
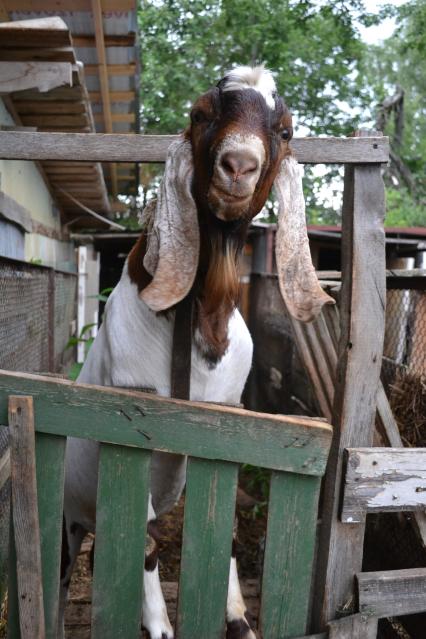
0 98 76 271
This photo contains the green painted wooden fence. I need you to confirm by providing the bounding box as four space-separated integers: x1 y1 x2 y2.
0 369 332 639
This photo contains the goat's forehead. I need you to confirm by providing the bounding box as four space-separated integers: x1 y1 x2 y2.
220 65 277 110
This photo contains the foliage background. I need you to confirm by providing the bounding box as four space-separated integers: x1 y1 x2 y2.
129 0 426 228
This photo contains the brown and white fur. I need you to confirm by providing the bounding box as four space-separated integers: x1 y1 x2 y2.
61 65 333 639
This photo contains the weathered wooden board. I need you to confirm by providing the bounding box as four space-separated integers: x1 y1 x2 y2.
327 613 378 639
177 458 238 638
0 447 10 490
311 158 386 628
0 16 71 47
342 448 426 522
0 370 332 476
91 443 150 639
0 62 72 93
357 567 426 618
260 472 321 638
0 190 34 233
35 432 66 639
8 396 45 639
0 131 389 164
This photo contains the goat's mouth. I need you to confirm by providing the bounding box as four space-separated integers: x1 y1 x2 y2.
208 184 252 221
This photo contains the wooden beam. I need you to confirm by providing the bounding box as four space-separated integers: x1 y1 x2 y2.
0 61 72 93
0 16 71 47
89 90 135 102
14 101 87 114
327 614 377 639
21 114 89 127
84 63 136 76
2 0 136 10
0 1 9 21
311 136 386 630
0 47 76 63
0 132 390 164
73 33 135 47
91 0 117 196
11 86 84 101
342 448 426 522
94 112 135 124
9 395 46 639
0 190 32 232
357 568 426 618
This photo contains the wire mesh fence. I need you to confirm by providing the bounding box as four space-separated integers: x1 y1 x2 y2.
0 256 77 374
383 287 426 388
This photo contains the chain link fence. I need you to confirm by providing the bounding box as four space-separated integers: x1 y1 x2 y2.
0 256 77 374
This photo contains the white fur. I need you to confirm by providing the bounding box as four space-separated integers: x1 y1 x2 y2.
62 261 254 635
222 64 276 109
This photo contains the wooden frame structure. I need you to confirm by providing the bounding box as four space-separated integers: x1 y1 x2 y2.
1 373 332 639
0 129 389 634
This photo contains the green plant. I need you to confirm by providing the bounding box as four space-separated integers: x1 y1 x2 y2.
66 323 97 381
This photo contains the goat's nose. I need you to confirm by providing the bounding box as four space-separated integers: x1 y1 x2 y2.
220 151 258 181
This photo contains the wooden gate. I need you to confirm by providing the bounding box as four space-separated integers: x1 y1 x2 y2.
0 370 331 639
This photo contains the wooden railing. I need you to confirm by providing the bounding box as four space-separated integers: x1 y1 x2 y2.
0 370 332 639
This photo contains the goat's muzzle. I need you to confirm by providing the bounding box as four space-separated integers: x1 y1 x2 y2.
208 133 265 221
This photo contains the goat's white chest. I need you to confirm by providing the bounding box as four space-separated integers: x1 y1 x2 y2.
78 265 253 405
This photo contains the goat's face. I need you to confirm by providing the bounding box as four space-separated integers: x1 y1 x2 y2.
188 67 293 223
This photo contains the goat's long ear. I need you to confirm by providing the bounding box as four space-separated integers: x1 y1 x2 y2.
274 155 335 322
139 138 199 312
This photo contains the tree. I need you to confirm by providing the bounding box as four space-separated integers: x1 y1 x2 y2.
360 0 426 227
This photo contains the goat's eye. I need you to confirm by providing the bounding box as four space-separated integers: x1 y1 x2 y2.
281 128 291 141
192 110 208 125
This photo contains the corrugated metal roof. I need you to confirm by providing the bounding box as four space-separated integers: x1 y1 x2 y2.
2 1 139 226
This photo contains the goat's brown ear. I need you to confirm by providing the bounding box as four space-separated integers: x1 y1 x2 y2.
139 138 199 311
274 155 335 322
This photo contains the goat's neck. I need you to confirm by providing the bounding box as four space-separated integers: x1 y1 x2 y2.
194 220 247 366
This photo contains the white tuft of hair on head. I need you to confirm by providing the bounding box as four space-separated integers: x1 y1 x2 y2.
222 64 277 110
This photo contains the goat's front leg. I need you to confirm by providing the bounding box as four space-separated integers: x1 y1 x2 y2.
226 524 257 639
142 496 174 639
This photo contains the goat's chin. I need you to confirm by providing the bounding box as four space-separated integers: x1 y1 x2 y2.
208 187 251 222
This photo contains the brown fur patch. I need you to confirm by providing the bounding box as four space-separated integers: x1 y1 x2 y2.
127 233 152 293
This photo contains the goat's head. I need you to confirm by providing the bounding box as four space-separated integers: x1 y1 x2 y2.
188 66 292 225
136 65 334 364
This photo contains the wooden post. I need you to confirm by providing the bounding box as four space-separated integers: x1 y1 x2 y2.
311 141 386 629
9 395 46 639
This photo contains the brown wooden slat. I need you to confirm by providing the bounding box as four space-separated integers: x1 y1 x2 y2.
84 63 136 75
0 131 389 164
8 395 45 639
357 567 426 618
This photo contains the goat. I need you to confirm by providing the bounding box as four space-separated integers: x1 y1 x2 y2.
61 65 333 639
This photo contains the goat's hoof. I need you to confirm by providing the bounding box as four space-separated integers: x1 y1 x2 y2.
226 617 257 638
143 619 174 639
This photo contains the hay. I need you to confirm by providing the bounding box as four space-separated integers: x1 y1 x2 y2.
389 371 426 447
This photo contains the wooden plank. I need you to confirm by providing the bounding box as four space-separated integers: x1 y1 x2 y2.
21 114 89 127
327 614 377 639
0 447 10 490
7 515 21 639
91 0 117 197
177 457 238 638
311 157 386 629
0 371 332 476
2 0 135 9
11 86 84 101
0 190 32 233
14 101 87 114
73 34 136 47
0 47 76 63
89 90 135 102
0 16 71 47
260 472 321 638
0 131 389 164
94 112 135 123
357 567 426 618
0 61 72 93
8 396 45 639
342 448 426 522
91 443 150 639
84 63 136 76
35 433 66 639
